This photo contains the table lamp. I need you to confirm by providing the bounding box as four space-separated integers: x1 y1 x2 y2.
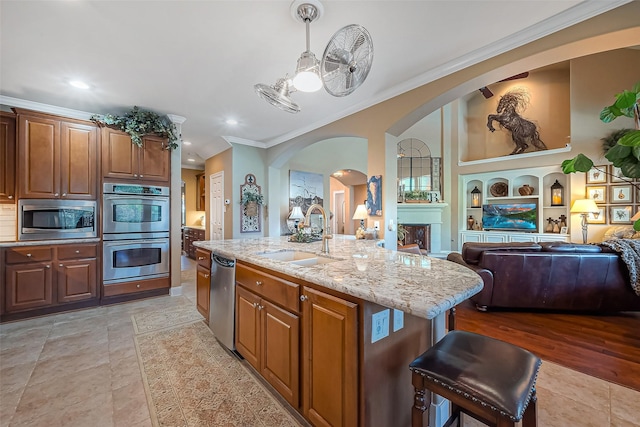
352 204 368 238
289 206 305 231
570 199 599 244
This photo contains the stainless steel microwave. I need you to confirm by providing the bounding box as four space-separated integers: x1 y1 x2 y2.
18 199 97 241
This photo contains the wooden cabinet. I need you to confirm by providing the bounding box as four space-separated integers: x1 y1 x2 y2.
195 248 211 322
235 263 300 408
183 227 205 259
102 128 170 183
3 244 98 315
15 109 98 200
0 112 16 203
301 286 358 427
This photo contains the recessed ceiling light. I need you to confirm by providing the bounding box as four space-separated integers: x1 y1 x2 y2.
183 141 192 145
225 119 238 125
69 80 89 89
187 158 195 162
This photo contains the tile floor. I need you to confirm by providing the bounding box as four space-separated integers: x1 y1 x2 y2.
1 256 639 427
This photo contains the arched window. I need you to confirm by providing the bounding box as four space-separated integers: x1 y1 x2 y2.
397 139 441 198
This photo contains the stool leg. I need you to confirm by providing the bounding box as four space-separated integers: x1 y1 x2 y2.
521 389 537 427
448 307 456 331
412 374 428 427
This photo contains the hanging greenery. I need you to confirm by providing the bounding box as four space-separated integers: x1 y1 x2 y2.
90 106 179 150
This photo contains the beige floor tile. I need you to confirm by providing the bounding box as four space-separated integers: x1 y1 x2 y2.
17 389 114 427
610 383 640 426
536 385 611 427
0 316 53 337
110 353 143 389
0 361 36 393
38 329 109 361
537 360 611 408
28 344 110 385
112 379 151 427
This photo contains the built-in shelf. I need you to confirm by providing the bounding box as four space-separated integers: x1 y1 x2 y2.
458 144 571 167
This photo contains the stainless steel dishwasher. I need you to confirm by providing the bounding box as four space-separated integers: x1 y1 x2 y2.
209 252 236 351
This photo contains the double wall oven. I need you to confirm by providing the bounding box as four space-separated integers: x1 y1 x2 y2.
102 183 170 285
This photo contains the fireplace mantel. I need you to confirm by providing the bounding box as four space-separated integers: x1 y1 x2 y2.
397 203 448 255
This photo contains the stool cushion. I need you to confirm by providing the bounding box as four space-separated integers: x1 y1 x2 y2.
409 330 541 421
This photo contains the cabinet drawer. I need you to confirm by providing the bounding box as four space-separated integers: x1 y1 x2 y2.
236 263 299 312
5 247 53 264
103 276 169 297
57 244 97 260
195 248 211 269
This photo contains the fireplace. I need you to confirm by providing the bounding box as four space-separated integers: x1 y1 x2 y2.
400 224 431 253
397 203 448 255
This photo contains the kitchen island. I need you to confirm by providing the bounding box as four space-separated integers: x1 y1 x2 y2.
194 235 483 427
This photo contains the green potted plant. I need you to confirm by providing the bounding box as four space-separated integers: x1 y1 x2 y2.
562 81 640 228
91 106 180 150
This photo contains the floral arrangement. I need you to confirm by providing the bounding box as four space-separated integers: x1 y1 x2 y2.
90 106 179 150
240 191 264 206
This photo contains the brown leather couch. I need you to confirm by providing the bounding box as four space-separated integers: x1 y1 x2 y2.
447 241 640 312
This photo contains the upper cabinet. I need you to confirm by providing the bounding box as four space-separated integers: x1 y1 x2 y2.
102 128 170 183
0 112 16 203
15 109 98 200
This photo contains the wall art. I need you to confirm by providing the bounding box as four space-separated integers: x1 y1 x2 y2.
240 173 262 233
367 175 382 216
289 170 323 212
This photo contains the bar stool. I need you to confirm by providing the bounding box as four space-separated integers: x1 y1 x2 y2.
409 330 541 427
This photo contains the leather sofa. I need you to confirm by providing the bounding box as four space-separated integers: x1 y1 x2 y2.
447 241 640 312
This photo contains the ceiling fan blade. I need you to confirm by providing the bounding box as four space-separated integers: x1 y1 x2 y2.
479 87 493 98
498 72 529 82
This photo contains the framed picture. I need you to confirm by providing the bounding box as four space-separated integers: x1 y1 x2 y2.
586 186 606 204
586 166 607 184
609 165 626 183
560 226 568 234
609 185 633 204
367 175 383 216
587 207 606 224
610 205 633 224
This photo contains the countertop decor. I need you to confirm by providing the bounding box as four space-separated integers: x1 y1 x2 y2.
194 235 482 320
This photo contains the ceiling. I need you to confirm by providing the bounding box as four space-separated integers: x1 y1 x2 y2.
0 1 631 169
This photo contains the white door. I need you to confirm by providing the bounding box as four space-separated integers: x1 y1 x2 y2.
210 172 224 240
333 191 345 234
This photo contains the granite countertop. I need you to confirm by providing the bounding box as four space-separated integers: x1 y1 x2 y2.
194 236 483 320
0 238 101 248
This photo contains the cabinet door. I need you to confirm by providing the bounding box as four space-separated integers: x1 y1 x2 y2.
102 128 137 179
302 287 358 427
235 285 261 370
196 264 210 321
18 114 60 198
0 112 16 203
57 258 97 303
139 135 170 182
5 262 54 312
60 121 98 199
261 299 299 408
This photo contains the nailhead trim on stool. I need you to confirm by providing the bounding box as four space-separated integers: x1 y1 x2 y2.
409 330 541 427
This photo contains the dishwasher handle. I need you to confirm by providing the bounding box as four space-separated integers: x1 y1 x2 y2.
213 254 235 268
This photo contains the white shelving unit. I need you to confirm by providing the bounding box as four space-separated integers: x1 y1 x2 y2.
460 166 570 246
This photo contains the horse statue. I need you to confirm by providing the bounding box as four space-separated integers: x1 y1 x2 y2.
486 89 547 155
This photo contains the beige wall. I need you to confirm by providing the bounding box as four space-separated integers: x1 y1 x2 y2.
181 168 205 227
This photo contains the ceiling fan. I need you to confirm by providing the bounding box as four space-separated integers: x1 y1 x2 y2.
254 0 374 113
478 72 530 99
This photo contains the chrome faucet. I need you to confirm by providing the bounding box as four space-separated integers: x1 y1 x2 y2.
304 204 332 254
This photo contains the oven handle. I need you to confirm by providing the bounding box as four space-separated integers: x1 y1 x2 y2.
103 195 169 202
103 239 169 246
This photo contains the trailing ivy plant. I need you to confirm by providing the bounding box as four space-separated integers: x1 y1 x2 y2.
240 191 264 206
90 106 179 150
562 81 640 229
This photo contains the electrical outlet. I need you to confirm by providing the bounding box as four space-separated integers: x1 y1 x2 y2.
371 309 390 343
393 309 404 332
374 221 380 230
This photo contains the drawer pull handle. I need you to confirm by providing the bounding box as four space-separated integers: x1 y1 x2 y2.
62 193 67 197
255 281 263 286
54 193 59 197
8 195 13 199
300 295 308 302
59 264 63 267
26 253 32 257
257 304 264 310
136 284 141 288
46 265 50 269
75 250 80 254
198 256 204 260
204 274 210 279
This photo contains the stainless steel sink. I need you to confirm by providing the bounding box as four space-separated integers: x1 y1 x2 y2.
257 250 339 266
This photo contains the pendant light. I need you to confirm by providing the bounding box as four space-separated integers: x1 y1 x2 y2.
291 1 323 92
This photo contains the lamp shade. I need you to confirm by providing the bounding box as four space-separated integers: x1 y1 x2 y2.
570 199 599 214
289 206 305 220
631 210 640 221
352 204 368 220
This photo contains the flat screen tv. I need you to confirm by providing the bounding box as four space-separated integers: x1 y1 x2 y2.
482 203 537 232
